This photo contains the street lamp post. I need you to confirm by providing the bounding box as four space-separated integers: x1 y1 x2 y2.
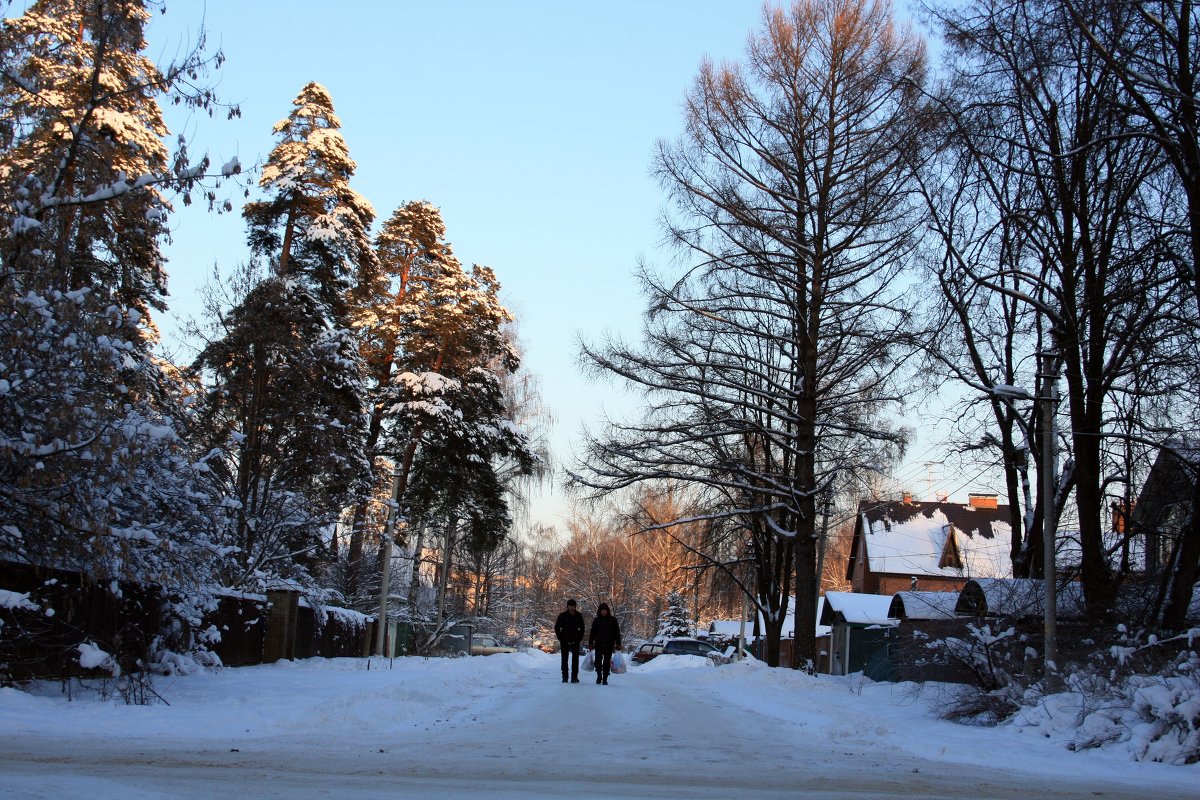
1038 349 1061 690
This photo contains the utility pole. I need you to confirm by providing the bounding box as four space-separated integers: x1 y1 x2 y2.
1038 348 1060 689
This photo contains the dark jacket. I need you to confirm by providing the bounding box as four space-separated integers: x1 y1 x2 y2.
554 609 585 644
588 603 622 651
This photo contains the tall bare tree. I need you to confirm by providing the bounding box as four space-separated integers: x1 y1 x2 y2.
1059 0 1200 627
574 0 926 667
925 0 1190 620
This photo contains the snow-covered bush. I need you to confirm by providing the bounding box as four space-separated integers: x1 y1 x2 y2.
1053 627 1200 764
932 621 1031 723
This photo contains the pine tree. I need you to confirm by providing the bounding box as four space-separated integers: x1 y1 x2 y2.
193 273 369 588
345 200 536 618
243 81 375 322
0 1 233 672
0 0 227 334
193 83 373 590
656 591 694 640
342 201 456 598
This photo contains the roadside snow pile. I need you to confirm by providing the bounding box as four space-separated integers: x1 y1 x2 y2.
636 654 715 671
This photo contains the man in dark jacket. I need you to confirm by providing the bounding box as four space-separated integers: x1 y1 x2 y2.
587 602 622 685
554 598 585 683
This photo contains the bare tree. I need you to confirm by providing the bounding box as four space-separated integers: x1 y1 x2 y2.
573 0 926 667
1060 0 1200 628
923 0 1192 620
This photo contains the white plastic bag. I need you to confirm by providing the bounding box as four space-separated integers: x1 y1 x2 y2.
581 649 595 672
610 651 627 674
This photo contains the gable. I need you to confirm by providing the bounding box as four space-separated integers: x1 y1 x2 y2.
939 525 963 569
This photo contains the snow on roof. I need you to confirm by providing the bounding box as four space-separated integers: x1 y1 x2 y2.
888 591 960 620
708 596 831 639
858 500 1012 580
821 591 897 627
956 578 1087 619
708 620 750 638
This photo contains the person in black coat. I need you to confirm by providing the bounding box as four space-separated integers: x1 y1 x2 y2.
587 602 622 685
554 598 586 683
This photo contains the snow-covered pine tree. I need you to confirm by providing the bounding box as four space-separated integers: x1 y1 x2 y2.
342 199 536 620
341 201 456 602
0 0 235 676
192 273 370 588
656 591 694 640
193 83 373 592
0 0 230 336
243 81 375 324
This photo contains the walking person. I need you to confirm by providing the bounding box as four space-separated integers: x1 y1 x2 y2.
554 598 585 683
587 602 622 685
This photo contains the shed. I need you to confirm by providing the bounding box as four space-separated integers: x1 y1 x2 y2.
886 591 976 684
819 592 897 678
888 591 960 621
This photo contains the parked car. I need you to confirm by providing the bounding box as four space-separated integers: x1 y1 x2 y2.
632 642 664 664
470 635 517 656
632 638 727 665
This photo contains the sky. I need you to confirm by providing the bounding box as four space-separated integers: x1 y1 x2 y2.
146 1 958 537
1 651 1196 797
147 1 776 533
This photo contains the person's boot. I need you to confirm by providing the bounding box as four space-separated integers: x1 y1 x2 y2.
571 674 580 683
602 670 609 685
562 674 568 683
596 673 602 683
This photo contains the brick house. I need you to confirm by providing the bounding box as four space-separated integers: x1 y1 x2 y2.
845 493 1014 595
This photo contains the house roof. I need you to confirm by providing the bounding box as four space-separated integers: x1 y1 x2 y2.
888 590 961 620
848 499 1013 581
1133 440 1199 531
955 578 1087 619
707 596 831 639
820 591 896 627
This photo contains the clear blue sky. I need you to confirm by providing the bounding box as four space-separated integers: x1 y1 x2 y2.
149 1 951 535
149 1 775 533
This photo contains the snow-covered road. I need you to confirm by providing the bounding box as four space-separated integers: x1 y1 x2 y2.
1 651 1194 799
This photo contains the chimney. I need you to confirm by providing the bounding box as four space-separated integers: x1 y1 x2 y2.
902 491 913 504
968 493 998 509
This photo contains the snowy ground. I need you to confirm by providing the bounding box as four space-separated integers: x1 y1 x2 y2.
0 651 1195 799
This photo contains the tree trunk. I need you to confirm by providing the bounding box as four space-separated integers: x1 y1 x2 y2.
434 516 459 629
406 520 428 614
277 197 297 277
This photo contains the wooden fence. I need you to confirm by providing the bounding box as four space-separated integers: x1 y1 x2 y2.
0 561 373 680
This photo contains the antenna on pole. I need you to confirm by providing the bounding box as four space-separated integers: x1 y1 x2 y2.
925 461 944 501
